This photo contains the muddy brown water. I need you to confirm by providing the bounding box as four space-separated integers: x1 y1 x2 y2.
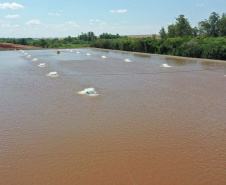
0 49 226 185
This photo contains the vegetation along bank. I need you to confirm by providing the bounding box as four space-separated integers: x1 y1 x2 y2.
1 12 225 60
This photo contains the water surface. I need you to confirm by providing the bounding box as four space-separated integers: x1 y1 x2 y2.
0 49 226 185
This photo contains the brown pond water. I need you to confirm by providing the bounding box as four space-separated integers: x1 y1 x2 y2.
0 49 226 185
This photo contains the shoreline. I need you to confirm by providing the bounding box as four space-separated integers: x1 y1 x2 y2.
0 43 87 51
91 47 226 63
1 43 225 63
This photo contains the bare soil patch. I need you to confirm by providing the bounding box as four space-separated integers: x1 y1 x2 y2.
0 43 41 50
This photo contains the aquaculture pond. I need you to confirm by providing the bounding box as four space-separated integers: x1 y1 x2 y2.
0 48 226 185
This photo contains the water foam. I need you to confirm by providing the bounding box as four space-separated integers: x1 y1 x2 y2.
47 72 59 77
38 63 47 67
32 58 38 62
78 88 99 96
161 64 171 68
101 56 107 59
124 59 132 62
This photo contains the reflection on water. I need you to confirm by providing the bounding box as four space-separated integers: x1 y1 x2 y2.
0 49 226 185
165 57 197 66
133 53 151 58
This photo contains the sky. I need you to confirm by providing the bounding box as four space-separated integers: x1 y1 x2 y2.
0 0 225 38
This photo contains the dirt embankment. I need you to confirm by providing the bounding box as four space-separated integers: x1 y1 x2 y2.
0 43 42 51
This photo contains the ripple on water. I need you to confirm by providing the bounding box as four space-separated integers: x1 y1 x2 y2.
0 49 225 185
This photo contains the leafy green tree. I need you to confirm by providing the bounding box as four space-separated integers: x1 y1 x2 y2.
119 40 132 51
198 20 211 35
19 38 28 45
167 15 193 37
159 27 167 39
209 12 220 36
192 26 199 37
218 13 226 36
78 32 97 42
181 41 203 58
99 33 121 39
87 31 97 42
134 39 144 52
198 12 220 37
64 35 72 42
175 15 192 37
40 39 48 48
167 24 177 38
78 32 88 41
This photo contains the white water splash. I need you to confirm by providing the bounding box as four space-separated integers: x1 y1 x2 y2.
161 64 171 68
47 72 59 77
78 88 99 96
124 59 132 62
32 58 38 62
38 63 47 67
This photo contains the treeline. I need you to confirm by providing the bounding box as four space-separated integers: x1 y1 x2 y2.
0 31 123 48
99 33 122 39
91 12 226 60
1 12 225 60
159 12 226 38
0 35 90 48
91 36 226 60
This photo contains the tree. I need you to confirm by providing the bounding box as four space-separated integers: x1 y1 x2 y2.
166 15 193 38
198 12 220 37
134 39 144 52
64 35 72 42
78 32 97 42
218 13 226 36
175 15 192 37
159 27 167 39
78 32 88 41
192 26 199 37
40 39 48 48
87 31 97 42
99 33 121 39
181 41 202 58
209 12 220 36
167 24 177 38
198 20 211 36
19 38 28 45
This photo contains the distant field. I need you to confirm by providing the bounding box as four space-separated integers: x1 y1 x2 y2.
122 34 160 39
